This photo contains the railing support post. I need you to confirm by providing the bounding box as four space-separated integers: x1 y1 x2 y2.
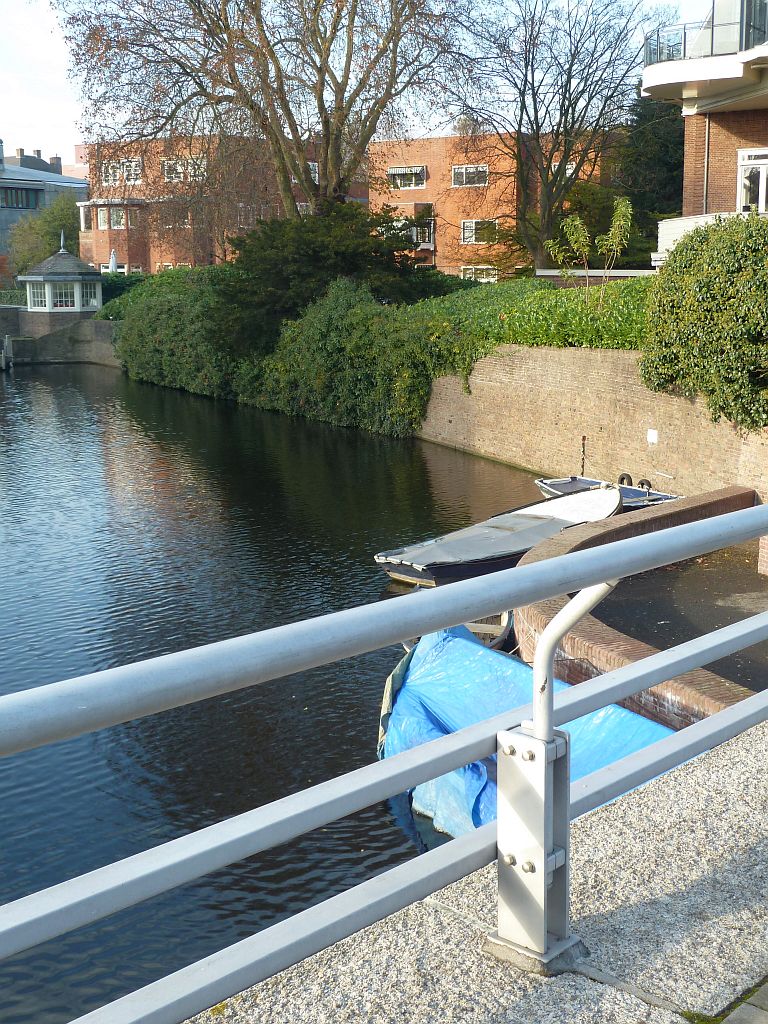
486 581 617 974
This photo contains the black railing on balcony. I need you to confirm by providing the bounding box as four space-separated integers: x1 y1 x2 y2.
644 0 768 64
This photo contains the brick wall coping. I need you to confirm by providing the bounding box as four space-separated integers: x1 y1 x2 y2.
513 486 758 730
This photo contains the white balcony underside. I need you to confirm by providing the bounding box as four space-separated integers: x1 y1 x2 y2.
642 43 768 111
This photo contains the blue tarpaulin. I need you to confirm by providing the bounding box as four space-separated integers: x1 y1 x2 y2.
379 627 673 837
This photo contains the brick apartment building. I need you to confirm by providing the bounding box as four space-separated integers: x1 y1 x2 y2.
79 136 317 274
368 135 520 281
642 0 768 262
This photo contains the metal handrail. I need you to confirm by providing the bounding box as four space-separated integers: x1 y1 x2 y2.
3 505 768 1023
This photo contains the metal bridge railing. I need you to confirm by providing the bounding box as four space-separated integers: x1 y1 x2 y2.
3 506 768 1022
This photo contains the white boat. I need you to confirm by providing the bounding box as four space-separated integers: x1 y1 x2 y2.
536 475 678 510
373 486 622 587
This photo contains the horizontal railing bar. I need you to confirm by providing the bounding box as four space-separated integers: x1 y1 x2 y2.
570 687 768 819
5 608 768 960
2 505 768 759
68 824 497 1024
0 703 530 962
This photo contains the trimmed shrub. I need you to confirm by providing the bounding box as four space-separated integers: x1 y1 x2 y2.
114 267 236 398
100 272 147 306
641 213 768 430
0 289 25 306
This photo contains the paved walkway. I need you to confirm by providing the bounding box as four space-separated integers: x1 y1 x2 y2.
190 720 768 1024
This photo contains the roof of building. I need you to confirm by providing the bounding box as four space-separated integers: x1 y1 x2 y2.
0 162 87 189
18 248 101 281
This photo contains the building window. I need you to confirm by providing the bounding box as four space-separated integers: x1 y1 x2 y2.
122 159 143 183
308 161 319 184
552 160 577 176
82 282 99 308
53 283 76 308
0 187 40 209
130 265 143 273
738 149 768 212
110 207 125 229
296 202 312 216
101 263 127 275
461 265 498 282
452 164 488 187
387 165 426 189
97 208 108 230
28 282 46 309
80 206 92 231
162 157 207 182
461 219 497 244
412 219 434 244
127 207 139 228
100 158 142 185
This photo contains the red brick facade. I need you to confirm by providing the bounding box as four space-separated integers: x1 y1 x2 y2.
79 137 303 274
683 109 768 216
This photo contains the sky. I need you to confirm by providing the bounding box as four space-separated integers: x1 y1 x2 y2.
0 0 84 163
0 0 708 164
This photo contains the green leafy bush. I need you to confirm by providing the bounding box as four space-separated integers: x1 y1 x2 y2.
0 289 25 306
640 213 768 430
114 267 237 398
100 272 147 306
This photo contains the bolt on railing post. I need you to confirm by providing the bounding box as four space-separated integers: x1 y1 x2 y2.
487 580 617 974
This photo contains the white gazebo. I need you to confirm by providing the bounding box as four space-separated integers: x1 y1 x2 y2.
17 236 103 314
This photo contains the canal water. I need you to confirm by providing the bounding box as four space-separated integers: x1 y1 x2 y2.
0 365 541 1024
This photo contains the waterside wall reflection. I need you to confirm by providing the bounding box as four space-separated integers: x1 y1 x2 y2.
0 365 539 1024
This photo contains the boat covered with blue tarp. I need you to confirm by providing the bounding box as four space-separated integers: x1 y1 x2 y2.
379 626 673 838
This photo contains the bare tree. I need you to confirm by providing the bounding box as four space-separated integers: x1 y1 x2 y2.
451 0 650 266
55 0 463 216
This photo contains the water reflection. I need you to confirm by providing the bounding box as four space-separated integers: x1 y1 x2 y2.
0 365 539 1023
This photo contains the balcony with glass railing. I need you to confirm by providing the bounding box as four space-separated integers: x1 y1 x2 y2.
644 0 768 64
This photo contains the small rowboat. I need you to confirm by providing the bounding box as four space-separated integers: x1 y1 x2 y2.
373 486 622 588
535 475 678 511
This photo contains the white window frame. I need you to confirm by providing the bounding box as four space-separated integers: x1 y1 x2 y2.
127 207 139 228
737 148 768 213
109 207 125 230
81 282 99 308
97 207 108 230
100 161 121 186
101 264 127 275
28 282 46 309
122 159 143 184
452 164 489 187
552 159 577 176
461 219 497 244
162 159 185 183
461 265 498 282
52 283 76 309
387 165 426 190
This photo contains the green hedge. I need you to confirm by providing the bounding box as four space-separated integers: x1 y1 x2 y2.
0 289 25 306
114 267 238 398
641 213 768 430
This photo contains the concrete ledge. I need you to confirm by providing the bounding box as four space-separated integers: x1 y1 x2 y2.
514 486 758 729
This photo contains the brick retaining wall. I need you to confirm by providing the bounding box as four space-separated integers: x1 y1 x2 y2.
514 486 757 730
418 345 768 569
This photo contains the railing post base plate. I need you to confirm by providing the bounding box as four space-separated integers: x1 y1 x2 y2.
483 931 589 976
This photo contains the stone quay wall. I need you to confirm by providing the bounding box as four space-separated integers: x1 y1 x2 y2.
418 345 768 570
11 319 119 368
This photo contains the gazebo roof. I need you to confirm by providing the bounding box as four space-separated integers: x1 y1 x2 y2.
18 248 101 282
